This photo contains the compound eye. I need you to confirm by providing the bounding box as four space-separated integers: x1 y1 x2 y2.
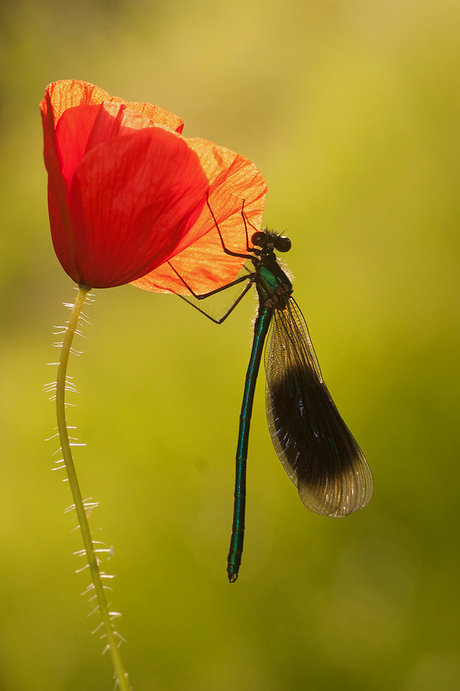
251 231 267 248
274 235 291 253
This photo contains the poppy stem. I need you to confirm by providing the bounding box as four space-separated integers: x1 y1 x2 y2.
56 285 131 691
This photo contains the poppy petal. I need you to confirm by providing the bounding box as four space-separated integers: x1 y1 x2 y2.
54 125 209 287
41 80 184 137
54 101 165 193
132 141 267 294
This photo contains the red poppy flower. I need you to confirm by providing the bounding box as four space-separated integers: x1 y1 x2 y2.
41 80 209 289
41 80 267 291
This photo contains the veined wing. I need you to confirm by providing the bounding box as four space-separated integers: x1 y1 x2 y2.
265 298 373 517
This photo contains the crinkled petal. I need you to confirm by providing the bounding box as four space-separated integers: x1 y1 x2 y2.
132 141 267 294
41 80 183 137
53 126 209 287
54 101 167 193
41 82 184 215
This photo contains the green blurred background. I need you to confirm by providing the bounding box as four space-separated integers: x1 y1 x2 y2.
1 0 460 689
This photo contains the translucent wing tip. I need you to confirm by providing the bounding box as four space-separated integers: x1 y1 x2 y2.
298 460 374 518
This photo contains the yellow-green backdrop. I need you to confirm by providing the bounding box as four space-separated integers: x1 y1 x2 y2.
1 1 460 689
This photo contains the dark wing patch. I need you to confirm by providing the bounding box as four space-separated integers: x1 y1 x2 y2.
265 299 373 517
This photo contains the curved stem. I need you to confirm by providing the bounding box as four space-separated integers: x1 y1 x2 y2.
56 285 130 691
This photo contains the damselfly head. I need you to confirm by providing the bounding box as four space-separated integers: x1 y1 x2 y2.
251 231 291 253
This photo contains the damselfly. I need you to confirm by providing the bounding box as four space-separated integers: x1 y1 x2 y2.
170 205 373 582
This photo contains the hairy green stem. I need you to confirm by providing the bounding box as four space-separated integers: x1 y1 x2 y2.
56 285 130 691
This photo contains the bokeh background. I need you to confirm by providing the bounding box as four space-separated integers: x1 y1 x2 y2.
1 0 460 689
